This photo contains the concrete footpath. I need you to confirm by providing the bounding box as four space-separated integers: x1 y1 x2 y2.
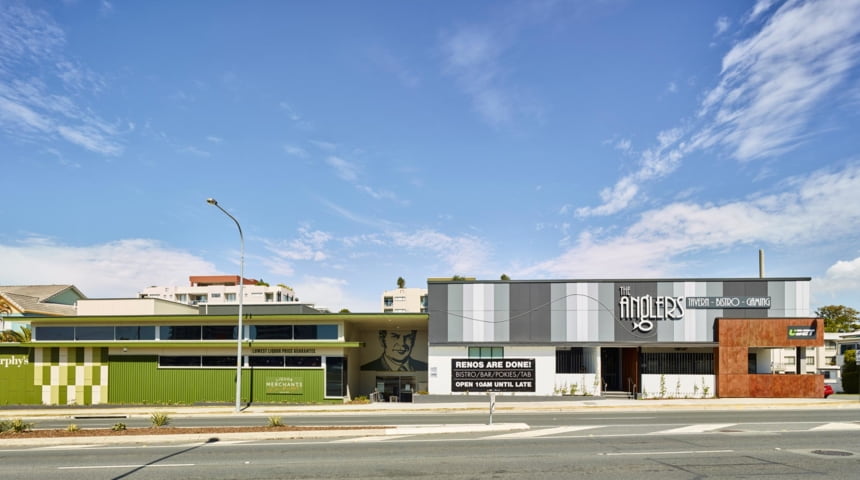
2 394 858 447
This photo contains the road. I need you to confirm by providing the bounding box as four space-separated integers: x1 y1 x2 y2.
2 408 859 479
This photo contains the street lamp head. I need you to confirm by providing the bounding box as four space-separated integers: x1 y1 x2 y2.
206 198 218 206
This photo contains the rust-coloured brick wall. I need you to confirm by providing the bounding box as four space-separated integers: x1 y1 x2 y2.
715 318 823 398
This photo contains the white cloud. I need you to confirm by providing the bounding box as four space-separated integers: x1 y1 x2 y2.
366 46 420 88
283 144 308 158
714 16 731 36
0 237 215 298
325 155 359 182
178 145 210 157
578 0 860 216
390 230 491 275
438 4 549 128
812 256 860 303
534 162 860 278
745 0 778 23
206 135 223 144
263 227 331 262
291 276 376 312
0 4 124 156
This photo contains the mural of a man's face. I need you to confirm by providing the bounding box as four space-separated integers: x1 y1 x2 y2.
381 330 416 363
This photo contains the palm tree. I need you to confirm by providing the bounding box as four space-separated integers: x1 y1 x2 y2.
0 326 31 343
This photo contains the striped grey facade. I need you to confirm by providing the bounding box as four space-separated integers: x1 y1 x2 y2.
428 278 811 345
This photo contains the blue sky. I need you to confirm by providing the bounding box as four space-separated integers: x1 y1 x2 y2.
2 0 860 313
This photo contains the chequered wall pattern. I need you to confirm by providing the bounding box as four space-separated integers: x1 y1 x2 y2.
33 347 109 405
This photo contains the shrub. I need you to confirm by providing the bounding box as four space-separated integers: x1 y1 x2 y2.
112 423 127 431
150 412 170 427
0 420 9 433
842 350 858 394
267 416 283 427
9 419 33 433
66 424 80 432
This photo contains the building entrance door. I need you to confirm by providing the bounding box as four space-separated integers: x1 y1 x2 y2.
375 376 415 402
601 347 640 394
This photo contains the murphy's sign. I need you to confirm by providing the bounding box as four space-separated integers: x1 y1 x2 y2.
618 285 772 333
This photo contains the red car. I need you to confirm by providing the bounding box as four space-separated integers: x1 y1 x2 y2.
824 384 834 398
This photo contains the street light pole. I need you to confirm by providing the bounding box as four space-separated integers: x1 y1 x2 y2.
206 198 245 413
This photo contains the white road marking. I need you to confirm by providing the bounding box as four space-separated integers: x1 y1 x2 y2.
810 422 860 431
602 449 734 456
483 425 602 439
59 463 196 470
654 423 736 434
331 435 410 443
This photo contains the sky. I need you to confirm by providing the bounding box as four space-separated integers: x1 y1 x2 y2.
2 0 860 313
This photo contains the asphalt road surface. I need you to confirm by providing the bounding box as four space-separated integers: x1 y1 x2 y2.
2 408 859 479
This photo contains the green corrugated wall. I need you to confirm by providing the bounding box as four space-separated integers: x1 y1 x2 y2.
108 356 338 404
0 347 41 405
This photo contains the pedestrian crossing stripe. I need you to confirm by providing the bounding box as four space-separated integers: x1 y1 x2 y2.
655 424 736 434
483 425 602 439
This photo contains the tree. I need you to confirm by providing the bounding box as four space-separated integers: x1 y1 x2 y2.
842 349 858 394
451 275 465 281
396 277 406 289
816 305 860 332
500 274 510 281
339 308 351 314
0 326 31 343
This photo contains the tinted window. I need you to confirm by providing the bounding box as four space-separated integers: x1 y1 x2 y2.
35 327 74 341
75 326 115 341
159 356 201 367
202 326 236 340
202 356 237 367
249 356 284 367
115 326 155 340
285 356 321 367
160 326 201 340
252 325 293 340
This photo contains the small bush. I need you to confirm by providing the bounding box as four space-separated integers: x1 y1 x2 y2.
9 419 33 433
66 424 80 432
150 412 170 427
0 420 10 433
348 396 370 404
112 423 127 431
267 416 283 427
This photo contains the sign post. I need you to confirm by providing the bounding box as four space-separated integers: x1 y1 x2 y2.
488 391 496 425
451 358 535 425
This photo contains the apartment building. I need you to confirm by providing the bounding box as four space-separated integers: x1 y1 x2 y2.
139 275 297 307
381 287 428 313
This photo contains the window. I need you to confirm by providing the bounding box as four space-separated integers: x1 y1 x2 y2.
394 296 406 302
34 327 74 341
176 294 187 302
384 296 393 307
202 356 237 367
420 295 428 307
468 346 503 358
202 326 236 340
251 325 293 340
116 326 155 340
326 357 346 397
249 356 284 367
806 356 815 365
640 352 714 375
160 326 202 340
556 348 594 373
785 356 796 365
285 356 322 367
211 293 221 298
75 326 115 341
159 356 202 367
294 324 338 340
225 293 237 302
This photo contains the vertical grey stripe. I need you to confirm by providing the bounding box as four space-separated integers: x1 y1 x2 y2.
447 284 463 342
494 283 510 342
551 283 567 341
